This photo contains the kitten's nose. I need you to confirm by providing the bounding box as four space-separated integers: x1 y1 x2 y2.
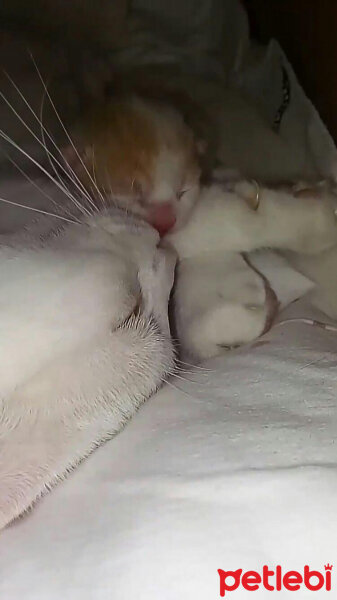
148 202 176 236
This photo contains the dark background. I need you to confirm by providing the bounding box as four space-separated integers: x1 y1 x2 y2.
243 0 337 140
0 0 336 140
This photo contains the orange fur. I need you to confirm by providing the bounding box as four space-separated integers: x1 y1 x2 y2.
84 99 158 196
64 85 203 233
71 94 200 200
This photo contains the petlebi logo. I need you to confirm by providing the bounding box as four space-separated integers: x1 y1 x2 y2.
218 564 333 596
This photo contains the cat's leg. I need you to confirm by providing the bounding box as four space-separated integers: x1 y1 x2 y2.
168 183 337 258
174 253 271 361
0 317 174 529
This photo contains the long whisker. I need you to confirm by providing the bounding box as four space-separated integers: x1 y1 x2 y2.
30 53 107 208
37 82 96 216
106 170 118 209
174 365 209 377
38 82 87 207
163 378 194 399
170 372 204 386
3 69 95 206
176 359 214 372
0 74 93 217
0 128 90 216
0 196 79 224
2 149 80 222
91 145 106 210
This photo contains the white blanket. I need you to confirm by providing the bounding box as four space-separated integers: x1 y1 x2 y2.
1 301 336 599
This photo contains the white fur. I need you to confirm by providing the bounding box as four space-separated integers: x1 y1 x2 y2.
167 182 337 361
173 252 268 359
150 143 200 229
93 96 201 231
0 208 176 529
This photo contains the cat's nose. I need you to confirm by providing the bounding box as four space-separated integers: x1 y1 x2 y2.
148 202 176 236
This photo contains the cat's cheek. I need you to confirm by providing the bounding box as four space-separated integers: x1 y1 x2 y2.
174 187 200 230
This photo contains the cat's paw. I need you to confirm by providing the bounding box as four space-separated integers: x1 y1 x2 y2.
182 301 268 361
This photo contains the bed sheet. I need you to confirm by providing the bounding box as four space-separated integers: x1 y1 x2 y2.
1 301 336 599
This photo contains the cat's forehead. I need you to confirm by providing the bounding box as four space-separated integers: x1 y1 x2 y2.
90 99 158 183
77 95 199 200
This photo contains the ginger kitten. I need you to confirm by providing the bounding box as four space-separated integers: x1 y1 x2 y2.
65 93 202 235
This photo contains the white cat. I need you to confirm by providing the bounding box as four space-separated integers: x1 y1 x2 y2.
61 87 337 360
166 180 337 360
1 70 337 527
0 205 176 529
1 174 336 527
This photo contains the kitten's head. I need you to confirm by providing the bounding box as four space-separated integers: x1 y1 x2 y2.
64 95 203 235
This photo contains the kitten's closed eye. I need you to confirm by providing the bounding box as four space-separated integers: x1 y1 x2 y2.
177 188 191 200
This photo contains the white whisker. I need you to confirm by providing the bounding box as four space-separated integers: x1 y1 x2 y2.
170 372 204 385
1 71 94 216
0 128 91 217
30 53 107 208
40 90 97 213
163 378 194 399
174 366 209 377
2 149 80 222
105 169 118 209
37 84 95 217
0 196 79 224
38 83 85 206
176 359 214 372
91 145 106 210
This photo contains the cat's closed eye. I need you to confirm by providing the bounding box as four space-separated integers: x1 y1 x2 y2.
177 187 191 200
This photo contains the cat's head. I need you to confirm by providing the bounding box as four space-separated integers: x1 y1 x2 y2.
64 95 203 235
